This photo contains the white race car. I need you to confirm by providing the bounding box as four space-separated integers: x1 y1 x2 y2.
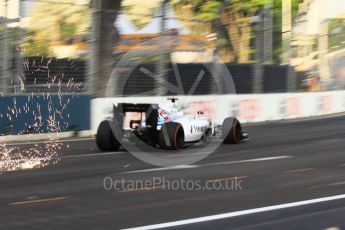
96 98 248 151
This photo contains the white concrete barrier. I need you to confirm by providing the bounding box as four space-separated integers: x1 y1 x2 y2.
91 91 345 133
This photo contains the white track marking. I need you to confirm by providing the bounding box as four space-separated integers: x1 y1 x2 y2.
56 137 95 142
203 155 292 167
280 113 345 124
121 156 292 174
123 194 345 230
244 113 345 127
311 181 345 189
0 152 127 167
5 137 95 146
329 181 345 186
62 151 126 159
121 165 199 174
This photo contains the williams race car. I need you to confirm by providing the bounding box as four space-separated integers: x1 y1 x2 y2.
96 98 249 151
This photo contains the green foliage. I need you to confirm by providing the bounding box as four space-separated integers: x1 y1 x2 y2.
60 22 78 41
226 0 267 11
328 19 345 50
23 0 91 56
172 0 269 62
191 0 267 20
194 1 221 20
23 34 50 57
272 0 303 63
122 0 161 29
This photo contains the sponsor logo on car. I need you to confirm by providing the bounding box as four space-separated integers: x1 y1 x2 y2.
190 125 208 134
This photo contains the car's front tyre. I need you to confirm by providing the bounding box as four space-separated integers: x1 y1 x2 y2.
222 117 242 144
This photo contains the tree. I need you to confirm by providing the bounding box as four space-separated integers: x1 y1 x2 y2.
172 0 269 63
23 0 90 56
90 0 122 97
114 0 270 63
122 0 161 29
272 0 303 63
91 0 266 96
91 0 304 96
222 0 268 63
22 30 50 56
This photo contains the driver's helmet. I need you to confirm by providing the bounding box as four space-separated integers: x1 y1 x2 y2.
157 108 172 125
157 102 179 125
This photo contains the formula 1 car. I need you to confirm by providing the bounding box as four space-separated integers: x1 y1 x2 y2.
96 98 248 151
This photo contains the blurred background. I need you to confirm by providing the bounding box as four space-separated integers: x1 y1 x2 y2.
1 0 345 133
1 0 345 94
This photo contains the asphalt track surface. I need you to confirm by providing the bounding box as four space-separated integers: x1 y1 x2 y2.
1 115 345 230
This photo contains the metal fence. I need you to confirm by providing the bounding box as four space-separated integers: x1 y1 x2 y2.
9 57 87 94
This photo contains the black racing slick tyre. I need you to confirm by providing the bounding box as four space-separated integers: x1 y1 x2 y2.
222 117 242 144
159 122 185 150
96 120 121 151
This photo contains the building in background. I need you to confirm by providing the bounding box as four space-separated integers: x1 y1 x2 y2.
291 0 345 90
115 6 212 63
290 0 318 72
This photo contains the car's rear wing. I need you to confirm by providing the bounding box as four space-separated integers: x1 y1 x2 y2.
113 103 159 130
116 103 156 113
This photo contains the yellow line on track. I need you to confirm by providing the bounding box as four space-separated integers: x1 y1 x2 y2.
119 185 166 193
8 196 68 206
286 168 315 174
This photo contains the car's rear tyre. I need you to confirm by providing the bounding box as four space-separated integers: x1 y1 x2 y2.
222 117 242 144
96 120 121 151
159 122 184 150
